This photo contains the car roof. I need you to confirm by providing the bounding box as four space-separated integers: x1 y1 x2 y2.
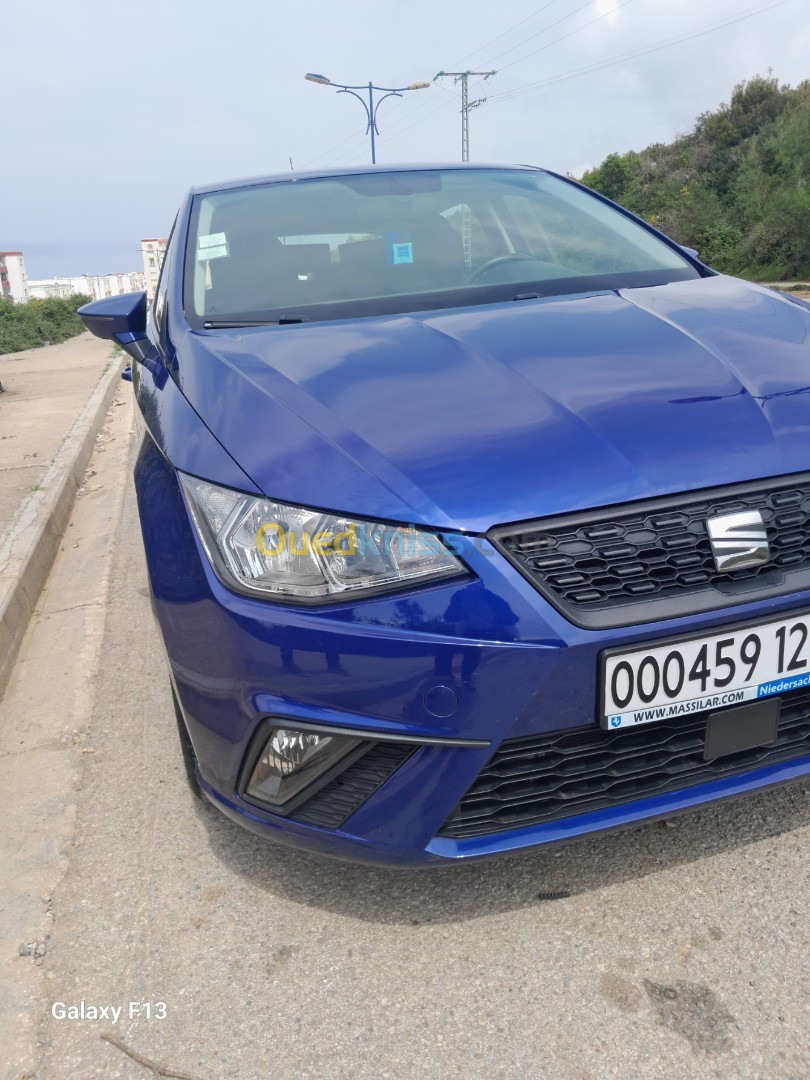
188 162 542 196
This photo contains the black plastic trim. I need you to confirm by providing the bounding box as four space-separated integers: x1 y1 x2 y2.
489 472 810 629
237 716 486 821
292 742 417 830
440 687 810 839
245 718 488 748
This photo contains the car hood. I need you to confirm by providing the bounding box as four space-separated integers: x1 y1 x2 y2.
175 276 810 533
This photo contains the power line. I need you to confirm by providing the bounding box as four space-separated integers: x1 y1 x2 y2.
299 129 369 170
423 2 632 163
482 0 597 67
449 0 565 68
494 0 634 75
367 0 636 158
486 0 796 105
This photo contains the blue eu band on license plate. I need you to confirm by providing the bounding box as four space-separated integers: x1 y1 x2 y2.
600 611 810 730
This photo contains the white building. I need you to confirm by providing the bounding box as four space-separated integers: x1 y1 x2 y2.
26 278 72 300
0 251 29 303
0 257 10 302
27 271 146 302
141 238 168 300
106 270 146 297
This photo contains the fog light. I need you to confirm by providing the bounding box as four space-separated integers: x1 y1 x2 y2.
245 727 362 807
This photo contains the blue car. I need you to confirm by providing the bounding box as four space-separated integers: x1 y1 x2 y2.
80 163 810 865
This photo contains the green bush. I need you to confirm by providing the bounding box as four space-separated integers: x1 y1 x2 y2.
0 294 92 355
580 75 810 281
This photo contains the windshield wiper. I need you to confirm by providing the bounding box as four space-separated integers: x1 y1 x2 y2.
203 317 307 328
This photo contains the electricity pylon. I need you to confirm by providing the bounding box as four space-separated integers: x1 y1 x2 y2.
433 70 496 162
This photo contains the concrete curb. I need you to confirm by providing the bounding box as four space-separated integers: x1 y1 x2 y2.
0 356 123 697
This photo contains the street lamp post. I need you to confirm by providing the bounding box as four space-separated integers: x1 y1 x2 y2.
305 73 430 164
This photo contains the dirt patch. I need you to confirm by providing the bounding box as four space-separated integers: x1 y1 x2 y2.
767 283 810 301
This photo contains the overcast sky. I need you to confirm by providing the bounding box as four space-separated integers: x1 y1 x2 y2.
3 0 808 279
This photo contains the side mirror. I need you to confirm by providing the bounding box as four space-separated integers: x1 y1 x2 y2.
78 292 151 363
680 246 700 261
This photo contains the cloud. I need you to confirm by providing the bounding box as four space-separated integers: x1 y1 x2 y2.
594 0 624 24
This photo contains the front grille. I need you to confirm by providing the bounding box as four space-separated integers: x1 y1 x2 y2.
490 474 810 628
439 689 810 839
291 742 415 830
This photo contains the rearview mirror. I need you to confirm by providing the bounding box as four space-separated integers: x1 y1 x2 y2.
78 292 151 362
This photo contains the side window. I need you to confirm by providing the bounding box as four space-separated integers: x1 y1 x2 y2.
151 217 177 341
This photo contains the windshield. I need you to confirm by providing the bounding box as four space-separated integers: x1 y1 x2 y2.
184 168 701 327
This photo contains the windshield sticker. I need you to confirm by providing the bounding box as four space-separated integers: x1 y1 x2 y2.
197 232 228 261
387 232 413 266
392 242 413 265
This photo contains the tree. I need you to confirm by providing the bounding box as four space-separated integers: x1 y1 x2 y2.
579 75 810 280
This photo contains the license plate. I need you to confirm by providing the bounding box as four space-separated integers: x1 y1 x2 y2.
600 611 810 730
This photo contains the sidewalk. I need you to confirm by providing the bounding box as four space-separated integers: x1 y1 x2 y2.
0 332 123 695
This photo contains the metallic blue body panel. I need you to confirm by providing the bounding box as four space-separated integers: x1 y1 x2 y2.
174 276 810 533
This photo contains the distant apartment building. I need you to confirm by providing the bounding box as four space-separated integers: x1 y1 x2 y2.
102 270 147 297
141 238 168 300
0 251 29 303
26 278 73 300
27 271 146 302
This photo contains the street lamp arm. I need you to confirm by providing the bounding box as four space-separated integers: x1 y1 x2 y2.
312 78 428 94
329 82 375 91
373 84 426 93
335 88 372 132
369 90 403 135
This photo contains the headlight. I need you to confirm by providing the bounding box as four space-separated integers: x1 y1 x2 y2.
179 474 466 600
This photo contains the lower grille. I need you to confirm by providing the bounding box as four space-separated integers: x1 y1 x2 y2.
292 742 415 830
439 690 810 839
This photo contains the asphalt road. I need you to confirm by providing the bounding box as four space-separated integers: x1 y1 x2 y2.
23 418 810 1079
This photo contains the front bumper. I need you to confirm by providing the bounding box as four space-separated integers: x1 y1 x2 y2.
137 437 810 865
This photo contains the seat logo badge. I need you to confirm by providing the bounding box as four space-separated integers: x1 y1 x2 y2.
706 510 769 572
